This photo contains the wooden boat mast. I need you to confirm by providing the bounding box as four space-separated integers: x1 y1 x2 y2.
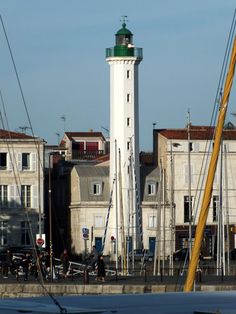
184 36 236 292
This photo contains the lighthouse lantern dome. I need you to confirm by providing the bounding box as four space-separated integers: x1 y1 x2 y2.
115 23 133 46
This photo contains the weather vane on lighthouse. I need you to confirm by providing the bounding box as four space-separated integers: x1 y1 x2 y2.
120 15 128 27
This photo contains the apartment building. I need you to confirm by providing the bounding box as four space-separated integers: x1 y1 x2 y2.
0 130 44 249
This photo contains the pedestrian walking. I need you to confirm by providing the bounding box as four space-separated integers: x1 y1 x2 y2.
3 249 12 278
91 245 98 270
96 255 106 282
22 252 31 281
60 249 69 278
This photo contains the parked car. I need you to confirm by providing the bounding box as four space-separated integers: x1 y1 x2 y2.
129 249 154 262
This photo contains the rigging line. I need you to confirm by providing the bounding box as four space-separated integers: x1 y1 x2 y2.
0 101 42 280
0 90 66 313
0 90 22 194
191 15 236 227
0 15 44 174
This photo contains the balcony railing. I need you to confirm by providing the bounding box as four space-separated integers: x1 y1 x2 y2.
72 150 105 160
106 47 143 59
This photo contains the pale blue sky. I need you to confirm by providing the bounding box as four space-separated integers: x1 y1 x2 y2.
0 1 236 150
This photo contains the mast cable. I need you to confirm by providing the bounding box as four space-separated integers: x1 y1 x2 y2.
0 16 67 314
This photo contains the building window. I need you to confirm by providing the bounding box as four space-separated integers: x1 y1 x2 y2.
0 185 8 208
0 153 7 170
127 70 131 79
213 195 219 222
22 153 30 170
189 142 193 152
147 182 156 195
94 215 104 228
127 141 130 151
184 196 193 223
0 221 8 245
148 215 157 228
127 117 131 127
21 185 31 208
127 93 131 103
21 221 30 245
92 183 102 195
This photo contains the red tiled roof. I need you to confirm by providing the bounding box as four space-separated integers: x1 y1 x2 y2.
0 129 36 140
157 125 236 140
65 132 105 141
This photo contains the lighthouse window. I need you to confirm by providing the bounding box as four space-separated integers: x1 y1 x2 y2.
127 70 131 79
127 118 131 126
127 141 130 151
127 94 131 103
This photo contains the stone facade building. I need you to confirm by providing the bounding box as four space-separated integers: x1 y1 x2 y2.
0 130 44 249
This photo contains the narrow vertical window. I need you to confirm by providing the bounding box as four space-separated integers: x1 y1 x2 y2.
127 93 131 103
0 153 7 170
0 221 8 245
22 153 30 170
148 215 157 228
184 195 193 223
213 195 219 222
127 117 131 127
21 221 30 245
0 185 8 208
127 141 130 151
127 70 131 79
21 185 31 208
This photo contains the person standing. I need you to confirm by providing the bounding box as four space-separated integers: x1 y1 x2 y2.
96 255 106 282
60 249 69 278
3 249 12 278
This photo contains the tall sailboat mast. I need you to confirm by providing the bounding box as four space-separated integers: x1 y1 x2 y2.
184 36 236 292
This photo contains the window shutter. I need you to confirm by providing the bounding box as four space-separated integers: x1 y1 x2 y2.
32 185 38 209
7 153 13 171
31 153 37 171
17 153 22 171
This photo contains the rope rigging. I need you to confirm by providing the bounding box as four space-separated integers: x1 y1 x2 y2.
0 15 67 314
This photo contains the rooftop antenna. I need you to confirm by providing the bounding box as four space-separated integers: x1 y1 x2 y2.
18 126 30 134
60 115 66 132
101 126 109 137
55 132 60 145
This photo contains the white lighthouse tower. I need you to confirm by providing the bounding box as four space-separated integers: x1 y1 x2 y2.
106 19 143 259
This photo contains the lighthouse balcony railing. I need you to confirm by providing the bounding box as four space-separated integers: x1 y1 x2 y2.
106 47 143 59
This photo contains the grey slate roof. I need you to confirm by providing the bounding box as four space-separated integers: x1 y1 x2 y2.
74 165 109 177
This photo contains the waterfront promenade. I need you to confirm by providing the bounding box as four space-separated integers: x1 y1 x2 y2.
1 273 236 298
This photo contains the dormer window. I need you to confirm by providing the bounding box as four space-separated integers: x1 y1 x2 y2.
147 182 157 195
92 182 102 195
